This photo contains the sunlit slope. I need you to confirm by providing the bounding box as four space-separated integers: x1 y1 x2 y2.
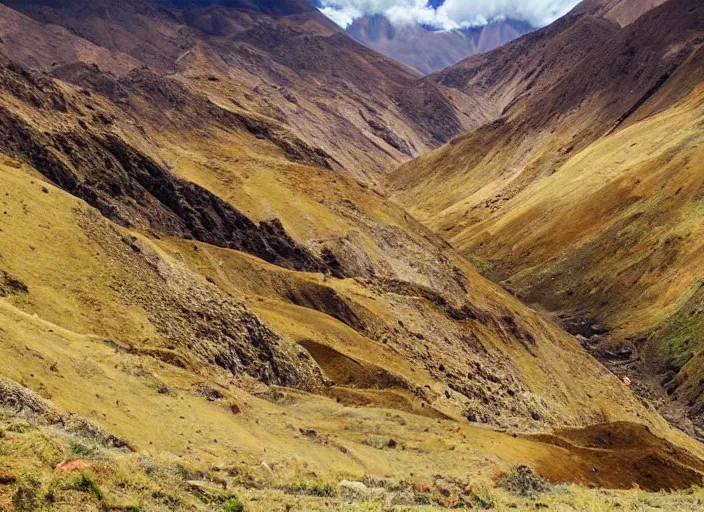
3 0 704 502
392 0 704 228
451 87 704 412
3 152 704 502
393 81 704 425
0 151 656 431
388 0 704 430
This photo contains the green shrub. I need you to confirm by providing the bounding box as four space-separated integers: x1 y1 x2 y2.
69 472 104 502
70 440 100 459
12 475 46 512
223 496 245 512
285 478 337 497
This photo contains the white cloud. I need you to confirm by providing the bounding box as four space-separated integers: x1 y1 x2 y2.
318 0 582 29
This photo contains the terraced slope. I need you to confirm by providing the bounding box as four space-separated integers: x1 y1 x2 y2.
390 0 704 434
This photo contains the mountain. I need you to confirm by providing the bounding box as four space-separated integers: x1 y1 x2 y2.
1 0 704 509
0 0 481 185
390 0 704 434
346 15 534 75
581 0 670 26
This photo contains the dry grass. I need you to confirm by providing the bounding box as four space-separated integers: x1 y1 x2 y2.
0 87 703 510
390 79 704 426
3 414 704 512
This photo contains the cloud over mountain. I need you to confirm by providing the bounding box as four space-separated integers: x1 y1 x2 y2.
318 0 581 29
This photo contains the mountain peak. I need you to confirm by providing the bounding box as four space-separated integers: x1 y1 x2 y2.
346 14 534 74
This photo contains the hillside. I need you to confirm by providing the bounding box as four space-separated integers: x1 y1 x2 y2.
1 0 704 510
0 0 484 185
390 0 704 434
346 15 533 75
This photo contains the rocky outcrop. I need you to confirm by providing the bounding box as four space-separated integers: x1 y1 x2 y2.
0 60 328 274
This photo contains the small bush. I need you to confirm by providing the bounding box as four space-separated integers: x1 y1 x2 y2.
223 496 245 512
472 483 499 509
69 472 104 502
70 440 100 459
284 478 337 497
174 464 189 480
155 380 170 395
497 465 547 497
12 475 45 512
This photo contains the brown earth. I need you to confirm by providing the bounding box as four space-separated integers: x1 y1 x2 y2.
528 422 704 491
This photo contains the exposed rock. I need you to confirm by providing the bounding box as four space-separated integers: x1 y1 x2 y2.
498 465 548 497
0 375 128 449
338 480 368 492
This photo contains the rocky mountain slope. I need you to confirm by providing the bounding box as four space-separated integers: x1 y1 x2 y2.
1 0 703 509
346 15 533 75
0 0 486 185
391 0 704 435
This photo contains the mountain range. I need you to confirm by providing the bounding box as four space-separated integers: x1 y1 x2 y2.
346 15 534 75
1 0 704 510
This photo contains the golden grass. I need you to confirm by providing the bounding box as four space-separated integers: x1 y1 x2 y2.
1 126 703 509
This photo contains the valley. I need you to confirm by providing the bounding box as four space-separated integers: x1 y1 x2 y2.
0 0 703 510
391 0 704 438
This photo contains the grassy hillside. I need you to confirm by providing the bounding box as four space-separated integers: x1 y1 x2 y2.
1 155 704 508
1 0 704 509
390 0 704 436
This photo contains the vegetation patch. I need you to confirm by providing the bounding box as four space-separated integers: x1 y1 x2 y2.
66 472 104 502
69 440 101 459
497 465 548 497
223 496 245 512
12 474 48 512
282 477 337 498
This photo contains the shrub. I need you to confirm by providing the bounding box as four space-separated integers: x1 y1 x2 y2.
223 496 245 512
69 472 104 502
284 478 337 497
12 475 45 512
497 465 547 497
70 440 100 459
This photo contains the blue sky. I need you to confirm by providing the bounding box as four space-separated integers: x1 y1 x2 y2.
318 0 583 29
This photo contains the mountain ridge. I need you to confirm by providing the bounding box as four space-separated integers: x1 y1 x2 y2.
346 14 534 75
390 0 704 436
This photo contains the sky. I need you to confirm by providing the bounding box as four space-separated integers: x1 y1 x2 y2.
318 0 583 30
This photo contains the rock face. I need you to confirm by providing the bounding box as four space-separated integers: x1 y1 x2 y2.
0 70 326 273
346 15 533 75
0 375 128 448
